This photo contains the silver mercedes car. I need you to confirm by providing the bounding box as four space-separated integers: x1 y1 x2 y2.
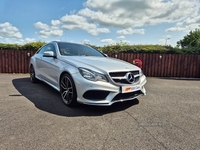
30 41 147 106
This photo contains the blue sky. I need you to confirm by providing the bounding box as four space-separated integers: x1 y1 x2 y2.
0 0 200 46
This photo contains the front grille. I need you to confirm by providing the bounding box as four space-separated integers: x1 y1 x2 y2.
109 71 139 77
109 71 140 84
112 90 143 102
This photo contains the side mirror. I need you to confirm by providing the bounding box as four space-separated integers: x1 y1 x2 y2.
43 51 56 58
103 53 108 57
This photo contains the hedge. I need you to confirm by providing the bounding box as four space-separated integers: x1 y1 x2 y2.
0 41 199 54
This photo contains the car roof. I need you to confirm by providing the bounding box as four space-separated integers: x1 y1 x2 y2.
52 41 85 46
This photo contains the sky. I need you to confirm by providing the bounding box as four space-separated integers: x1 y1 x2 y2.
0 0 200 47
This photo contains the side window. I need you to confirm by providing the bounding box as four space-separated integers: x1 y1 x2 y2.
46 44 56 54
37 46 46 54
37 44 56 55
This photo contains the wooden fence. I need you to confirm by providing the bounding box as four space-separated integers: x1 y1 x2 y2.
108 53 200 78
0 50 200 78
0 50 35 74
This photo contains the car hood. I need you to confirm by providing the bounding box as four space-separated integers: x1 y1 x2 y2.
60 56 140 73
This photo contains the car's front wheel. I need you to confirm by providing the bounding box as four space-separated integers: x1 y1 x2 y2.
30 65 38 83
60 73 78 107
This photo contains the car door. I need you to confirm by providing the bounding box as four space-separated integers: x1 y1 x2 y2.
35 46 47 79
36 44 59 86
42 44 60 87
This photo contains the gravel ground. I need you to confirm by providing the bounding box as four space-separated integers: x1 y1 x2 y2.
0 74 200 150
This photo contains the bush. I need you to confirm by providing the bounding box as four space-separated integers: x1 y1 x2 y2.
21 41 46 50
0 41 46 51
96 42 199 54
0 43 22 50
0 41 199 54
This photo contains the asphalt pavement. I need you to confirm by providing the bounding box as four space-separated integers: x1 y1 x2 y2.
0 74 200 150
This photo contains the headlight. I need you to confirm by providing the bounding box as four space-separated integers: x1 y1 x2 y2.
78 68 108 82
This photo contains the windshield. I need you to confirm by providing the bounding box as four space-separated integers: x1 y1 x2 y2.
58 42 105 57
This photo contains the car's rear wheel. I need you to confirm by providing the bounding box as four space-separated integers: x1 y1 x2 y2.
60 73 78 107
30 65 38 83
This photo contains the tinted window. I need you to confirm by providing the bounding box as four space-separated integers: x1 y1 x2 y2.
58 43 104 57
37 44 56 54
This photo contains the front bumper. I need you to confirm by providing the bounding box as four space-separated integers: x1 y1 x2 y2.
73 73 147 106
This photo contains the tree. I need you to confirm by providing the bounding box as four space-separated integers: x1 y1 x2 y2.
177 29 200 48
22 41 46 50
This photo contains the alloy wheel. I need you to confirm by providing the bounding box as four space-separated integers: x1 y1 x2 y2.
60 74 77 106
30 65 37 83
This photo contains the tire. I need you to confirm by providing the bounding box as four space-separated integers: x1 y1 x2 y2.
60 73 78 107
30 65 38 83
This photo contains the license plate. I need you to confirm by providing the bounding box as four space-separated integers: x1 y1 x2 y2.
121 85 140 93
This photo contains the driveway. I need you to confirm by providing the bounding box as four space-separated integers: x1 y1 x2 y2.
0 74 199 150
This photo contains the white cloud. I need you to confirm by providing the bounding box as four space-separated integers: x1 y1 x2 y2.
32 0 199 41
78 8 127 27
166 27 186 32
34 22 49 30
51 20 61 26
60 14 110 36
83 39 90 44
0 22 22 38
88 28 109 36
39 29 63 38
184 16 200 25
0 37 36 44
166 16 200 32
82 0 199 28
24 38 36 43
34 21 63 38
2 38 22 44
100 39 116 45
61 14 86 25
117 36 125 39
117 28 145 35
